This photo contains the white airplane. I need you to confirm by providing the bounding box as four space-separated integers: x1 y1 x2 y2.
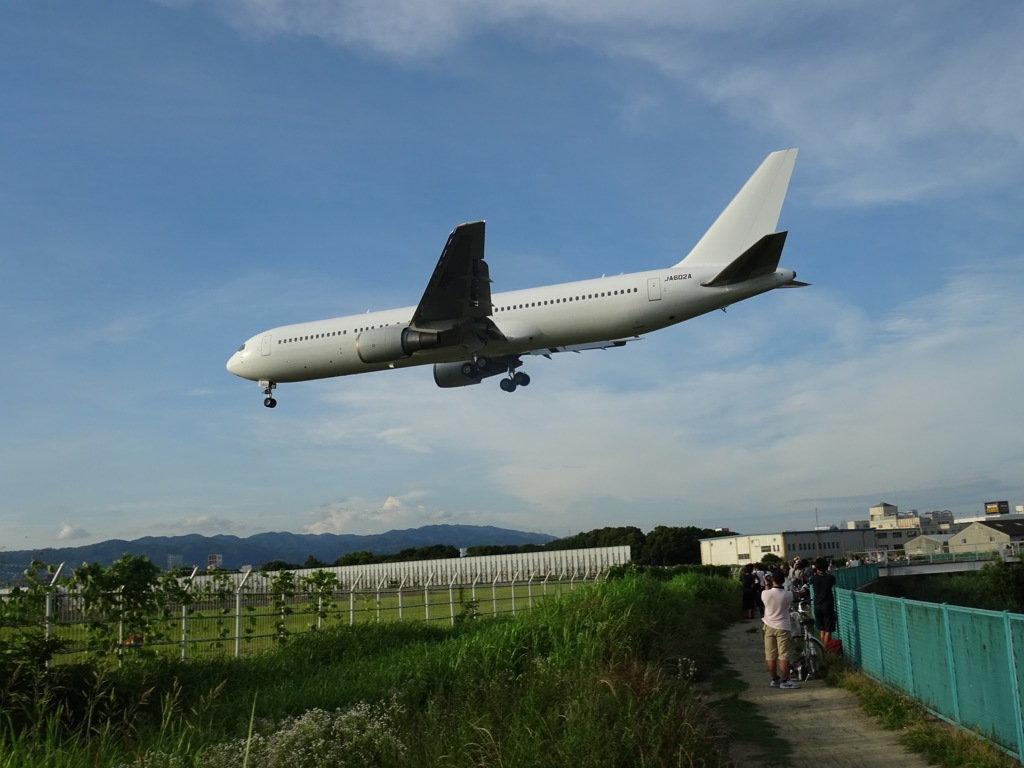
227 149 805 407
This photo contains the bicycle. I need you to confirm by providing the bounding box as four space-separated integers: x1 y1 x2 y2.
789 591 826 681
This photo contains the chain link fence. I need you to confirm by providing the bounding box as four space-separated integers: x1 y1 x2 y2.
2 566 610 665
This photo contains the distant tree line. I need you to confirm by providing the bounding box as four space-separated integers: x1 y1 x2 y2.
260 526 736 571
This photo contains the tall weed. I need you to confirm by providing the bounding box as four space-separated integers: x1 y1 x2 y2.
3 571 738 767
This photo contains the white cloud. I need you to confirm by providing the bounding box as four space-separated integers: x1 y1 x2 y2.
280 257 1024 535
160 0 801 54
57 524 91 541
160 0 1024 204
303 492 459 535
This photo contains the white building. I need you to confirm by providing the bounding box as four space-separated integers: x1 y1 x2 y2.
705 502 1017 567
700 529 882 566
903 533 953 556
948 519 1024 555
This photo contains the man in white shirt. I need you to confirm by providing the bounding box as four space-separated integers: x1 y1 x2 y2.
762 569 800 689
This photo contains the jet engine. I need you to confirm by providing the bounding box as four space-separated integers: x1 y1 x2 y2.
357 326 440 364
433 360 508 388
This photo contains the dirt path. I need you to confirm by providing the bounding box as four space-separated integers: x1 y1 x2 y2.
718 618 933 767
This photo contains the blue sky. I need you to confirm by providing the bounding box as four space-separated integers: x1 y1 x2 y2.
3 1 1024 554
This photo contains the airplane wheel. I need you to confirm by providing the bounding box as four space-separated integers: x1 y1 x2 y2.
513 372 530 387
461 362 477 377
499 378 516 393
264 397 277 408
476 356 490 370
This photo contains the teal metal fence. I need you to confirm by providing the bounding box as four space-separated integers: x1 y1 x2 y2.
836 586 1024 760
833 563 879 591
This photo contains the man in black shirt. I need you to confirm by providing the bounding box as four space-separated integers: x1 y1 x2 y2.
808 557 837 645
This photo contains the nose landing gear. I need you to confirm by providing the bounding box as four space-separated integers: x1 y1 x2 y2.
260 380 278 408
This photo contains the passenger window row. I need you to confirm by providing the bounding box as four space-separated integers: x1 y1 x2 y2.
495 286 638 312
277 287 638 343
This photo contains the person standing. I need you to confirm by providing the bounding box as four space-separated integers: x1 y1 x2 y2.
809 557 838 645
740 564 758 619
753 563 767 617
762 569 800 689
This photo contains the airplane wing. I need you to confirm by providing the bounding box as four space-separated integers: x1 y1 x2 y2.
526 338 639 358
410 221 492 328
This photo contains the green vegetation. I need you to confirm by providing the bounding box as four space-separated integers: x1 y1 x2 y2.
1 570 739 767
0 554 593 664
828 665 1020 768
864 559 1024 613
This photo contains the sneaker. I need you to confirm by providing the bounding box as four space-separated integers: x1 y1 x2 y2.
769 677 781 688
778 680 801 690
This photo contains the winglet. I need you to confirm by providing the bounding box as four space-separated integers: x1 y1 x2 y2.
675 149 798 268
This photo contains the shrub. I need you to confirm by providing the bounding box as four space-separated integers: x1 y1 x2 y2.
201 700 408 768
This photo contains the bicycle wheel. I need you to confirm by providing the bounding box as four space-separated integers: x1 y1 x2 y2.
802 636 825 680
789 636 809 680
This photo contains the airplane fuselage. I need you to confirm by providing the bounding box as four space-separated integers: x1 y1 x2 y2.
226 265 796 384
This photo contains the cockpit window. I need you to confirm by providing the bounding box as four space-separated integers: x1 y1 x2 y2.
237 343 246 352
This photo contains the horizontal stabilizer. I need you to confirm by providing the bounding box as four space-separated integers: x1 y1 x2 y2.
701 231 788 287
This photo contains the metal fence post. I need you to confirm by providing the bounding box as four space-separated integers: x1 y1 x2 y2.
43 563 63 669
871 594 884 680
1003 611 1024 761
349 574 362 626
398 575 407 620
424 571 435 623
44 590 55 667
448 570 459 626
235 568 252 659
941 603 961 723
115 586 125 662
376 576 388 624
181 567 198 661
901 598 915 697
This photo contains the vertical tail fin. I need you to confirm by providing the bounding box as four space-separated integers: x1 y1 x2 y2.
674 149 798 268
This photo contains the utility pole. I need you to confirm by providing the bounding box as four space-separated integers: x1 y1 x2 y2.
814 508 821 557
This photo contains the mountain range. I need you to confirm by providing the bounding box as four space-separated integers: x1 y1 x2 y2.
0 525 557 575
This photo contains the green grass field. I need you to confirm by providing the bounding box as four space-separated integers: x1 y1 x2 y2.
1 571 740 767
2 581 576 663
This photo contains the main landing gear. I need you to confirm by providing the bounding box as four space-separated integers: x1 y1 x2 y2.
459 356 531 392
482 356 530 393
499 370 530 392
260 380 277 408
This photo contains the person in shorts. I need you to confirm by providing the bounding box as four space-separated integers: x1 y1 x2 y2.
762 569 800 689
809 557 838 645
